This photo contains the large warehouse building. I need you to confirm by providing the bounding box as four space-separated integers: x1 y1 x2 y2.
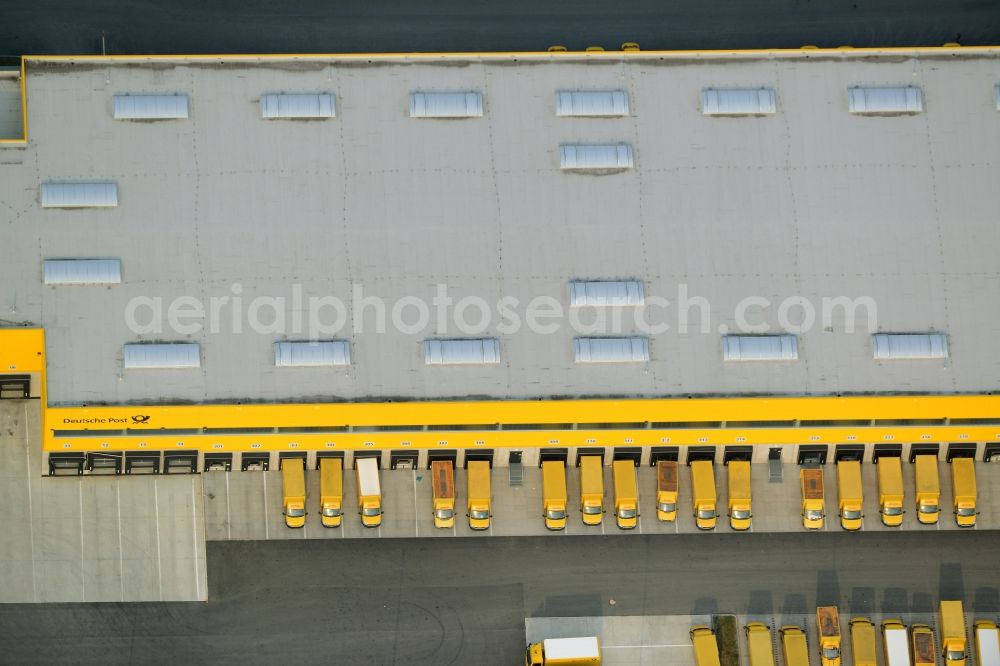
2 48 999 473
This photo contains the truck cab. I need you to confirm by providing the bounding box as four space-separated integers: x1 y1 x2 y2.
542 460 568 531
836 460 863 531
612 459 638 529
690 460 718 530
579 456 604 526
281 458 306 528
431 460 456 529
800 467 825 530
816 606 842 666
914 454 941 524
727 460 752 531
876 455 904 527
319 457 343 528
656 460 679 521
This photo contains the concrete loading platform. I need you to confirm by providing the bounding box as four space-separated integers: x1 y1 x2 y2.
201 457 1000 540
0 402 207 603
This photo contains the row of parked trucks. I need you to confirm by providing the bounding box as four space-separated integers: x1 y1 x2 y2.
280 452 978 531
541 458 750 531
280 457 493 530
691 601 999 666
800 454 978 531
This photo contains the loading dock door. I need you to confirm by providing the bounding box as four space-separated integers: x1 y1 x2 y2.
241 453 270 471
0 374 30 399
125 451 161 474
86 452 122 475
391 450 418 470
164 451 198 474
797 445 828 466
48 452 85 476
203 453 233 472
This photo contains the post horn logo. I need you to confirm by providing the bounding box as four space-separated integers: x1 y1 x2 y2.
131 414 151 424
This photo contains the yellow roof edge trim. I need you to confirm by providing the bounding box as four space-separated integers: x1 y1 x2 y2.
21 44 1000 62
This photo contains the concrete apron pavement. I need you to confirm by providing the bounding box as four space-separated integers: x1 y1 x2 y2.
201 460 1000 541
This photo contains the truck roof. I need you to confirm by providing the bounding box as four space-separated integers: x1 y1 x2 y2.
912 627 935 662
657 460 678 491
976 622 1000 666
939 600 965 634
542 636 600 659
801 468 824 499
466 460 491 498
837 460 862 496
882 624 909 666
281 458 305 496
613 459 638 496
728 460 751 498
951 457 977 495
356 457 381 496
876 456 903 494
817 606 840 637
320 457 342 494
914 455 940 493
431 460 455 499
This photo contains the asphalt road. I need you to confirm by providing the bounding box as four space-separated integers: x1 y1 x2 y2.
1 0 999 59
0 531 997 665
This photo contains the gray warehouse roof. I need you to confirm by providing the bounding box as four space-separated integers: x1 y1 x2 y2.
2 51 999 404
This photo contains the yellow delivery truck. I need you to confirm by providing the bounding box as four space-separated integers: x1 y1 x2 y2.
849 618 877 666
282 458 306 529
877 455 904 527
745 622 775 666
800 467 825 530
656 460 679 522
542 460 568 531
727 460 752 531
816 606 842 666
579 456 604 526
612 460 638 529
690 626 722 666
914 454 941 524
431 460 456 529
356 457 383 528
690 460 718 530
951 457 978 527
837 460 863 531
780 625 810 666
525 636 601 666
319 458 343 528
466 460 492 530
939 600 967 665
